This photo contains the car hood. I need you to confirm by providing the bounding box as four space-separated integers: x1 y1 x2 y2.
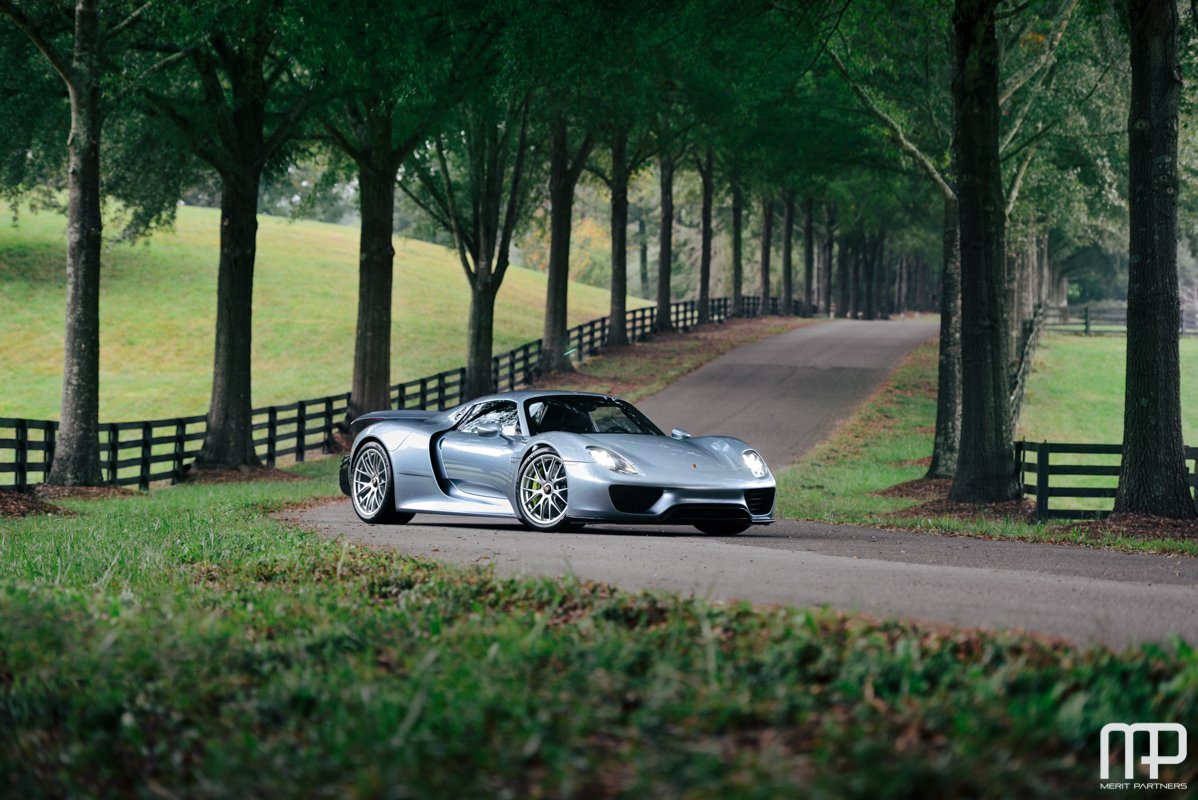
575 434 746 474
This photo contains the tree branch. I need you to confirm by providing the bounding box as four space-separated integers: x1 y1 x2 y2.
828 48 955 201
0 0 73 87
998 0 1079 108
104 0 155 43
1005 143 1036 219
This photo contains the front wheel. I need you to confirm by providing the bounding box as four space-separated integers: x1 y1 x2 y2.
694 520 750 536
350 442 415 525
515 449 574 531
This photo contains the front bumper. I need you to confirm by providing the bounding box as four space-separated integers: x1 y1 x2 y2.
562 459 775 524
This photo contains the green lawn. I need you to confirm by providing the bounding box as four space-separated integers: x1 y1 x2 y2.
1018 333 1198 443
2 461 1195 796
775 337 1198 555
0 205 643 422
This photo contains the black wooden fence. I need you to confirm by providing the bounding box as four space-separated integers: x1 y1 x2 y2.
2 295 790 490
1045 306 1198 336
1017 441 1198 521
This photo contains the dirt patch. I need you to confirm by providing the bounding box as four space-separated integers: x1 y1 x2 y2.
32 484 136 502
879 478 1034 522
876 477 951 500
177 464 309 484
895 496 1035 523
0 489 72 518
1055 513 1198 542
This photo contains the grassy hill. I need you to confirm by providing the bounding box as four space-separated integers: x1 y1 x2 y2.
0 205 644 421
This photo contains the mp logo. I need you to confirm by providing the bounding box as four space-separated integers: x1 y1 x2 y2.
1100 723 1188 783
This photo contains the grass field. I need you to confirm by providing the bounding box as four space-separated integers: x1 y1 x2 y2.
1018 333 1198 443
775 334 1198 555
2 461 1195 796
0 205 643 422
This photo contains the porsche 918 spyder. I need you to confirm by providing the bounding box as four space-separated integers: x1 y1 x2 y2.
338 390 775 534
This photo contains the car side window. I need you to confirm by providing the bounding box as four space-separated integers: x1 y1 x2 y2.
459 401 522 437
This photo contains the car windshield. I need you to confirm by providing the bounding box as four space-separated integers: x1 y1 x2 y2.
525 397 663 436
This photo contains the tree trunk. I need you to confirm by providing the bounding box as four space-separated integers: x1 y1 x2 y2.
349 164 396 420
836 237 850 318
540 119 576 373
1116 0 1194 517
802 197 814 316
609 132 630 347
822 205 837 316
781 196 795 315
199 170 262 467
697 148 714 324
637 213 650 299
655 153 674 333
464 279 498 400
863 235 878 320
850 239 862 319
48 0 103 486
731 181 744 315
949 0 1018 502
759 196 774 314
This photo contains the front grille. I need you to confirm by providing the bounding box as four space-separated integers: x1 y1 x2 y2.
744 488 775 515
609 485 664 513
662 504 751 524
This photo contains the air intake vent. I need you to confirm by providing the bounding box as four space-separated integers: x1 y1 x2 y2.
609 486 663 513
744 488 775 515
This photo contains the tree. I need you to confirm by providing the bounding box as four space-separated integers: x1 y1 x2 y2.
948 0 1019 502
0 0 185 484
402 94 535 399
317 1 494 419
141 1 316 468
758 195 774 313
780 194 795 315
1114 0 1195 518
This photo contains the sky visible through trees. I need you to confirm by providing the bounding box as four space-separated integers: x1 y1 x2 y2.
0 0 1194 517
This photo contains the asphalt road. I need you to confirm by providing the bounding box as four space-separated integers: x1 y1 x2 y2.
637 318 938 468
292 319 1198 648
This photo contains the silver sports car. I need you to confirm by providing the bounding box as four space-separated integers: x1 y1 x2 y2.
338 390 775 534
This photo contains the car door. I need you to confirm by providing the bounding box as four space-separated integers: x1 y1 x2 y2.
437 400 524 498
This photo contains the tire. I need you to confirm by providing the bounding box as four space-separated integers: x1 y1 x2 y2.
514 448 574 532
350 441 415 525
694 520 751 536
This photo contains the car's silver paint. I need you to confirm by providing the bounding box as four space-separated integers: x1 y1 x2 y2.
346 389 775 525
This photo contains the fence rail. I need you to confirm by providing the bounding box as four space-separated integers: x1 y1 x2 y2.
1044 306 1198 336
3 294 795 490
1017 440 1198 521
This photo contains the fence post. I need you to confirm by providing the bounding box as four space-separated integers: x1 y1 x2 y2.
324 396 334 452
1035 442 1050 522
267 407 278 467
296 400 306 463
44 424 55 482
14 419 27 490
172 418 185 483
1084 306 1091 336
107 423 119 484
139 421 152 491
419 377 429 408
437 372 447 409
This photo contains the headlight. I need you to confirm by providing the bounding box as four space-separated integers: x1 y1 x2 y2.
742 449 768 478
588 446 638 474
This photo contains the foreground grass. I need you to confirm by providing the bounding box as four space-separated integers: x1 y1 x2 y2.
776 340 1198 556
2 463 1196 797
0 205 641 421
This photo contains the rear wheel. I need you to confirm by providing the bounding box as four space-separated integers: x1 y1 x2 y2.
515 450 574 532
351 442 415 525
694 520 750 536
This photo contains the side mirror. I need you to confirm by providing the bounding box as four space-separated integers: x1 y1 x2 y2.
475 425 501 438
671 428 692 439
